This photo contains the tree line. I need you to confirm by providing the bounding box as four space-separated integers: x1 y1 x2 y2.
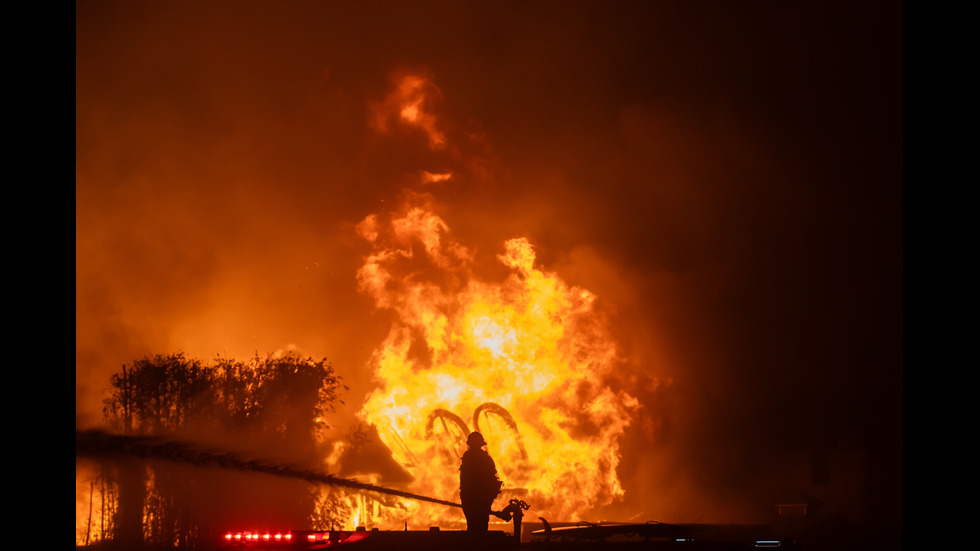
78 351 348 549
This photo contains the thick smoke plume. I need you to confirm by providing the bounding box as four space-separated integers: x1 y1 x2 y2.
77 0 901 542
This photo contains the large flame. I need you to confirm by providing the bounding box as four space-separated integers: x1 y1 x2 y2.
354 186 638 527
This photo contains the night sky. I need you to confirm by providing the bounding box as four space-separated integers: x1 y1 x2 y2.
76 0 902 542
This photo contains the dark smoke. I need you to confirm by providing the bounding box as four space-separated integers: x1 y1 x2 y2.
76 429 461 509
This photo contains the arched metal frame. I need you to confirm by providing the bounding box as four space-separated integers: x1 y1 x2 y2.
472 402 529 462
424 408 470 460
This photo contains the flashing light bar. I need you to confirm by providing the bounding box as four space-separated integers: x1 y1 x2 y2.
222 530 369 547
223 531 293 543
755 540 782 548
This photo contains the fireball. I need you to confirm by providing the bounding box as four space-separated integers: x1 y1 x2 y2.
355 186 638 527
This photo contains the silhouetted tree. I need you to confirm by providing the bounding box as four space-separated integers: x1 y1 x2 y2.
247 353 345 461
103 353 213 435
93 351 346 549
101 353 212 548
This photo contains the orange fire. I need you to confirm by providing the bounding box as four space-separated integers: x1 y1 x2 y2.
340 72 641 529
351 180 638 527
370 71 446 149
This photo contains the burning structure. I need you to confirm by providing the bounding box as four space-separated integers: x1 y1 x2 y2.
77 2 902 550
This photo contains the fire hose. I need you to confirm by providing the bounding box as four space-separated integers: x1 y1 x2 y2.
75 429 463 509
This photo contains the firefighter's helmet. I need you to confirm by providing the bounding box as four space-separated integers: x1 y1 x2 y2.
467 431 487 447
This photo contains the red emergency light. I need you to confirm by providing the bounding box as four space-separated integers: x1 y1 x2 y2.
223 531 293 543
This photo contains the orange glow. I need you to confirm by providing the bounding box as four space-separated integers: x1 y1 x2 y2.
75 4 905 545
421 171 453 184
354 192 638 527
371 73 446 149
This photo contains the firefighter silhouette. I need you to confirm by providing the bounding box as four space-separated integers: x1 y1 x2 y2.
459 431 502 532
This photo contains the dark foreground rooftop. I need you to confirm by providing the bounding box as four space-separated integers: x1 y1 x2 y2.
218 524 800 551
